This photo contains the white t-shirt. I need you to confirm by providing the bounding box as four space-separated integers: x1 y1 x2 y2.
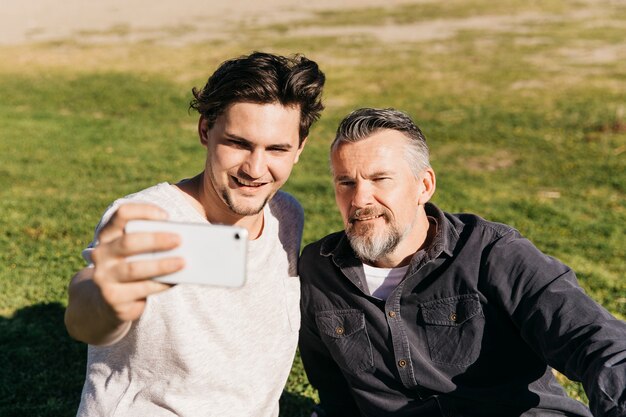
77 183 303 417
363 263 409 300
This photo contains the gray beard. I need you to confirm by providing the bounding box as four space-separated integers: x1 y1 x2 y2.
347 221 403 264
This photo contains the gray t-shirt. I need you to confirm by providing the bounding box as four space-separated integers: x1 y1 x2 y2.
77 183 303 417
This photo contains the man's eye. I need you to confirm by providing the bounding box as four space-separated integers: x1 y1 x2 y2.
268 147 289 153
224 138 250 149
228 140 246 148
337 181 355 187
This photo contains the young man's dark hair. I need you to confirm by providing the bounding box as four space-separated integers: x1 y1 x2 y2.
190 51 325 143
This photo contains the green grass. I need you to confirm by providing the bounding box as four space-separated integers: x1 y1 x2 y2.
1 0 624 415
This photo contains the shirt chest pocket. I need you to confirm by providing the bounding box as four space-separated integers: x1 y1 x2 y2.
315 310 374 375
420 294 484 367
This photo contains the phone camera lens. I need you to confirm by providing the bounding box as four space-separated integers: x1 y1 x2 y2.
234 233 241 240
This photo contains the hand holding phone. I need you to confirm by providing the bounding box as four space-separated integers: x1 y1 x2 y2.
125 220 248 287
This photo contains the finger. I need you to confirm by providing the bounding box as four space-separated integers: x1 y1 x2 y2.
101 281 173 316
111 275 172 321
91 232 180 269
112 299 147 323
99 203 169 243
107 231 181 258
118 256 185 283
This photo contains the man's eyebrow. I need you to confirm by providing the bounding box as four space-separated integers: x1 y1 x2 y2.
334 171 394 181
368 170 394 178
334 174 354 182
224 132 294 150
224 132 252 144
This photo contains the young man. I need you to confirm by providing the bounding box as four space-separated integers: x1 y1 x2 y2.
65 52 325 417
299 108 626 417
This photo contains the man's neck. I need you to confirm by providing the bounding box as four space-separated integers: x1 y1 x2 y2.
174 173 265 239
368 208 434 268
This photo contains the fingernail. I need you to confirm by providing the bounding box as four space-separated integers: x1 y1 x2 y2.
168 234 181 245
172 257 185 268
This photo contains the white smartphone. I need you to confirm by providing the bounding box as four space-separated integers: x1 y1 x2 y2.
124 220 248 287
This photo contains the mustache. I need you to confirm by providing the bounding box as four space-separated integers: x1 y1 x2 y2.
348 207 390 224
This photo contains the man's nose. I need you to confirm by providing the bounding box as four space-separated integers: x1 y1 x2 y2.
242 150 267 179
351 182 374 208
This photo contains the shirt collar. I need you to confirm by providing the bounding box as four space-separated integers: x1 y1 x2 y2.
424 202 459 258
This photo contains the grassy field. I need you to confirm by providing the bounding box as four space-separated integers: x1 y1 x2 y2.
1 0 624 415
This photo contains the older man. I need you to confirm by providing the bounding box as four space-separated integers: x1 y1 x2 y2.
299 108 626 417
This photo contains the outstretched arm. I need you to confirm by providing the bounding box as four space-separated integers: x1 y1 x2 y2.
64 203 184 345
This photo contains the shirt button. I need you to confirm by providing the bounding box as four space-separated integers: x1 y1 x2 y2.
450 313 458 322
388 311 396 318
398 359 407 368
335 326 345 335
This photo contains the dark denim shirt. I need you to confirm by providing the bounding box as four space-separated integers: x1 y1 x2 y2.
299 203 626 417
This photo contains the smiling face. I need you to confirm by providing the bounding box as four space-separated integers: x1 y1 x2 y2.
199 102 304 224
331 129 435 267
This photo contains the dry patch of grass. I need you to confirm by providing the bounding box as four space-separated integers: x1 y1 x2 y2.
464 150 517 172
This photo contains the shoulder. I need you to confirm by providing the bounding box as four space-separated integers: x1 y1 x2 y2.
451 213 571 281
268 191 304 224
439 208 564 272
83 183 172 257
442 210 573 301
457 214 536 257
94 183 174 233
269 190 303 214
426 203 520 252
441 210 529 262
115 182 176 206
449 211 519 242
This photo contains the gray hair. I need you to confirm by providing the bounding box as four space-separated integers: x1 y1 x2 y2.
330 108 430 176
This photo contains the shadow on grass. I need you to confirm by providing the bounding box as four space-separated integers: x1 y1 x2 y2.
0 302 314 416
0 302 85 417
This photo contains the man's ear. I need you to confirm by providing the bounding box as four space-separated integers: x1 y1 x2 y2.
198 116 209 147
294 137 308 164
417 168 436 205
